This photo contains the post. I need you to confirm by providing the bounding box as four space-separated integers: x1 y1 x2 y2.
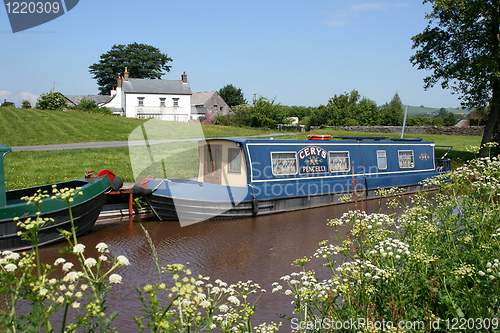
401 105 408 139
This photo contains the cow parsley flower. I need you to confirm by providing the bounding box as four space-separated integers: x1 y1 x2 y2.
84 258 97 268
5 263 17 272
73 244 85 254
117 255 130 266
96 242 108 253
109 274 122 284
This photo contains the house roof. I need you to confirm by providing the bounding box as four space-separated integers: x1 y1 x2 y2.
65 95 113 106
122 78 191 95
191 91 216 106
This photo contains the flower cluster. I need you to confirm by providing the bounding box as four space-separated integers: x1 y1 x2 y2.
135 262 273 332
478 259 500 281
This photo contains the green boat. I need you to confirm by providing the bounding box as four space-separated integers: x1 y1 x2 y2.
0 144 111 251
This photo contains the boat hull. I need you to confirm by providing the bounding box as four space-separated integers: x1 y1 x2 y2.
144 180 429 222
0 177 110 251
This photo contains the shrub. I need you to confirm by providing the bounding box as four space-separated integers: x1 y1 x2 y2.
35 91 67 110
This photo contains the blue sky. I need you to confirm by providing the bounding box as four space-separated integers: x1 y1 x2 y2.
1 0 463 109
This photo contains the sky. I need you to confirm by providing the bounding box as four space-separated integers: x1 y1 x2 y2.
0 0 464 109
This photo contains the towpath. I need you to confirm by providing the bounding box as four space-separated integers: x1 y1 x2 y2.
11 133 291 152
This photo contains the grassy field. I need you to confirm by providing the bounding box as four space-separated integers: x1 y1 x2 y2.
1 107 483 190
0 107 274 146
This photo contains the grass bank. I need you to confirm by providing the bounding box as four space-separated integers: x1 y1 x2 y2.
1 107 483 190
0 107 274 146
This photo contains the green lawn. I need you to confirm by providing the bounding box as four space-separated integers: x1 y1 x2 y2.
1 107 483 190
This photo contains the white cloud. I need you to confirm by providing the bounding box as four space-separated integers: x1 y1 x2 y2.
0 91 39 108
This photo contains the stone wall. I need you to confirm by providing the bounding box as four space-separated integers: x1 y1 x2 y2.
309 126 484 136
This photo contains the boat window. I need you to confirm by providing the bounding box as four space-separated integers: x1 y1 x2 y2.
377 150 387 170
329 151 350 172
398 150 414 168
228 148 241 173
271 152 297 176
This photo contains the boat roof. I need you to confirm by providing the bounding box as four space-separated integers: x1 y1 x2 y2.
205 136 433 145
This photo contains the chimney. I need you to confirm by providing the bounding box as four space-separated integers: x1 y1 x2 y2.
181 72 188 83
117 75 122 88
124 67 129 81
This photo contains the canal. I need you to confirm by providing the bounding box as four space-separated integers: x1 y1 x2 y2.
36 199 386 332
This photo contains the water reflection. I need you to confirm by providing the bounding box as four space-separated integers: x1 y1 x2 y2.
35 199 386 332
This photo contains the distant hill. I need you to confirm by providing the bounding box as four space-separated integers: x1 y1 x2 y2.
404 105 468 117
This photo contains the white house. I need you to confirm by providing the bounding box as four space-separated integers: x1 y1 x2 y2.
103 68 192 121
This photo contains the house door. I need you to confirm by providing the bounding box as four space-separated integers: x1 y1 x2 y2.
204 145 222 184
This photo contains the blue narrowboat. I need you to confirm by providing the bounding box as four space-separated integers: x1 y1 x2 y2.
142 136 451 223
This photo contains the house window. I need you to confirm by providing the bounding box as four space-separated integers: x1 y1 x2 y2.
398 150 414 168
173 98 179 107
159 98 166 107
271 152 297 176
377 150 387 170
228 148 241 173
220 106 223 111
137 97 144 106
329 151 350 172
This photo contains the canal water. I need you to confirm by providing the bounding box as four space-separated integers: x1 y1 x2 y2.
36 199 386 332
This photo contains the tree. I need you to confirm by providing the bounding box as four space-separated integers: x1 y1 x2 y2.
35 91 67 110
218 84 246 107
21 100 31 109
410 0 500 156
89 43 173 95
379 93 404 126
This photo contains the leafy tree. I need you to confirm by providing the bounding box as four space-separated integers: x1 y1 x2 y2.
75 97 98 111
89 43 173 95
35 91 67 110
410 0 500 156
218 84 246 107
21 100 31 109
443 112 458 126
379 92 404 126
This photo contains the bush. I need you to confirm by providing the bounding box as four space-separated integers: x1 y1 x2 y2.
35 91 67 110
21 100 31 109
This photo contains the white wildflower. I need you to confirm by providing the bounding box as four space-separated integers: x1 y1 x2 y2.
109 274 122 284
117 255 130 266
84 258 97 268
73 244 85 254
5 263 16 272
95 242 108 253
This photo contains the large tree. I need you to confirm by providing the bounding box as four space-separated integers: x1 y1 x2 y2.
410 0 500 156
218 84 246 107
89 43 173 95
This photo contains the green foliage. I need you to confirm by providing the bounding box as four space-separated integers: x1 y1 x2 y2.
216 97 289 129
379 92 404 126
274 155 500 332
35 91 67 110
1 187 130 332
89 43 173 95
306 90 382 128
218 84 246 107
71 98 112 115
410 0 500 156
21 100 31 109
407 108 458 126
